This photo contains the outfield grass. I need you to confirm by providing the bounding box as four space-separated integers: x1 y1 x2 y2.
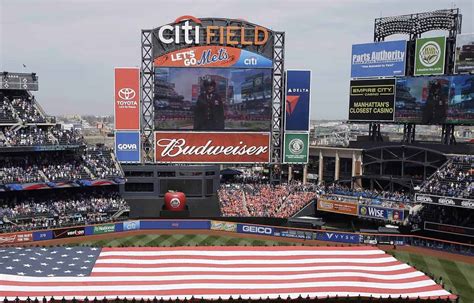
71 234 474 303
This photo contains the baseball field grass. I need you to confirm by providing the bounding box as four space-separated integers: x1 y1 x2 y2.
72 234 474 303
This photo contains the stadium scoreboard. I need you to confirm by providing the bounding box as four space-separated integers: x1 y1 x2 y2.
1 72 39 91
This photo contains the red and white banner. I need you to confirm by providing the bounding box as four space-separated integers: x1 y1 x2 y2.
114 67 140 130
155 132 270 163
0 232 33 244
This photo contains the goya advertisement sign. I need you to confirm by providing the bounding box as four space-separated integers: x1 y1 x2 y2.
351 40 406 78
414 36 446 76
115 131 141 163
348 79 395 121
285 70 311 131
358 205 405 222
283 133 309 164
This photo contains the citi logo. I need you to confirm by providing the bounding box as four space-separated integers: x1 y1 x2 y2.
118 143 138 151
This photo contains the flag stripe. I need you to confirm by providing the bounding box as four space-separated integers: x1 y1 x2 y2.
0 246 453 300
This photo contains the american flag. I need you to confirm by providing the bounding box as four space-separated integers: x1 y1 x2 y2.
0 246 454 300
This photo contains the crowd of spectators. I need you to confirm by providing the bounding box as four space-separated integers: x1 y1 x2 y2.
83 146 122 179
0 126 84 147
0 190 128 233
10 96 45 123
0 147 123 185
219 182 318 218
419 156 473 199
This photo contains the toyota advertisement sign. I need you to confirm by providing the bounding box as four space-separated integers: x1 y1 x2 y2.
114 67 140 130
115 131 141 163
351 40 407 78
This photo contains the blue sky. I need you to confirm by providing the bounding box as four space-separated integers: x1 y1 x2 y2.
1 0 472 119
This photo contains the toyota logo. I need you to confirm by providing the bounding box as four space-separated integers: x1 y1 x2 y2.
118 88 136 100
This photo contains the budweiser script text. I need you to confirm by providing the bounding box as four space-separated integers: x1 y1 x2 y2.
156 138 268 157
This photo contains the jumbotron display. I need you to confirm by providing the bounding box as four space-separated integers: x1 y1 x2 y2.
154 67 272 131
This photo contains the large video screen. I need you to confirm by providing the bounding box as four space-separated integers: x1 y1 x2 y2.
395 75 474 125
154 68 272 131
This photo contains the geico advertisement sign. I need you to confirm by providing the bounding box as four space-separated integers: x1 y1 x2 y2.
155 132 270 163
157 16 269 46
238 224 273 235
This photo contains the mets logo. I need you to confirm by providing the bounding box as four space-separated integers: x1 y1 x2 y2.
419 41 441 67
118 88 136 100
170 198 181 208
288 138 304 155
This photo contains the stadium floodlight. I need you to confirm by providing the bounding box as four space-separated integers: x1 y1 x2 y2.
374 8 460 40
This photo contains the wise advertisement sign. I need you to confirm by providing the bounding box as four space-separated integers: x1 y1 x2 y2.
114 67 140 130
283 133 309 164
115 131 141 163
155 132 270 163
358 205 405 222
454 33 474 73
285 70 311 131
414 36 446 76
154 46 272 69
351 40 406 78
317 199 358 216
348 79 395 121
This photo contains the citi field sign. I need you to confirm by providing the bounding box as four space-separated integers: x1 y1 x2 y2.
152 16 274 68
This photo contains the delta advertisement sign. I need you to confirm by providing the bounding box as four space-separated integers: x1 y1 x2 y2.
351 40 407 78
114 67 140 130
154 132 270 163
358 205 405 222
285 70 311 131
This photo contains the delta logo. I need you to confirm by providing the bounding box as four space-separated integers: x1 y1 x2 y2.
286 95 300 115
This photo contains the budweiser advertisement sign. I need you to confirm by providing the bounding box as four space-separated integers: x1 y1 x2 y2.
0 232 33 244
155 132 270 163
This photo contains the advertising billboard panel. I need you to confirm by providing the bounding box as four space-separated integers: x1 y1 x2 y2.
315 232 361 244
237 224 274 236
115 131 141 163
415 194 474 209
114 67 140 130
155 131 270 163
53 227 85 239
358 205 405 222
395 75 474 125
283 132 309 164
317 199 358 216
285 70 311 131
351 40 406 78
455 33 474 73
123 220 140 231
414 36 446 76
348 79 395 121
0 232 33 244
154 46 273 69
154 67 272 131
424 221 474 238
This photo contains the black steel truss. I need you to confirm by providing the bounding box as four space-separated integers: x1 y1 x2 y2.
270 31 285 184
141 30 154 162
